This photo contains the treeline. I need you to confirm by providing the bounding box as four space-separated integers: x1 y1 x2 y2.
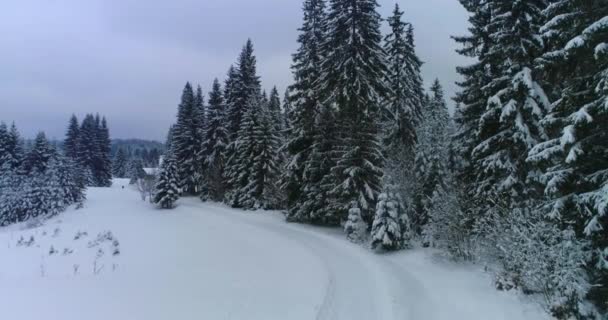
110 139 163 168
0 113 113 225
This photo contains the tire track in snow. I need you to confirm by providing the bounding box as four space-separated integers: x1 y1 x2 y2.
201 204 399 320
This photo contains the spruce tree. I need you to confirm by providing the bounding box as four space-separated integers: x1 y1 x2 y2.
96 117 113 187
112 148 128 178
22 132 55 175
226 40 261 140
202 79 229 201
127 158 146 184
383 4 424 152
471 0 549 210
285 0 328 222
193 84 207 189
172 82 200 195
77 114 97 183
371 183 408 251
225 94 280 209
414 80 452 238
224 40 262 203
291 104 339 225
527 1 608 312
320 0 389 238
154 150 180 209
64 114 80 161
452 0 494 232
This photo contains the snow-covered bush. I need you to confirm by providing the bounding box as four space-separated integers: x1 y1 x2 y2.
480 202 595 318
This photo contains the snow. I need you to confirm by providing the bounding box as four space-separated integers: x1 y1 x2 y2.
0 179 551 320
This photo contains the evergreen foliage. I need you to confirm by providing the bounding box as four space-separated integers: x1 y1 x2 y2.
154 150 180 209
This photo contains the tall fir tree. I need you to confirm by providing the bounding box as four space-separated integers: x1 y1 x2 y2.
224 40 262 201
64 114 80 161
225 94 281 209
172 82 200 195
414 80 452 238
383 4 424 152
527 0 608 313
470 0 549 210
193 84 207 189
226 40 261 140
112 148 128 178
452 0 494 232
22 132 55 175
320 0 389 239
96 117 113 187
154 149 180 209
202 79 229 201
285 0 328 222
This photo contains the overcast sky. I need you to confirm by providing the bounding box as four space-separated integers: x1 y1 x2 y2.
0 0 470 141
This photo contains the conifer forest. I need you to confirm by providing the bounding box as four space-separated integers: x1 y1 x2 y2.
1 0 607 319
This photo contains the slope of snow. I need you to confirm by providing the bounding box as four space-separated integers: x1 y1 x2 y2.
0 179 551 320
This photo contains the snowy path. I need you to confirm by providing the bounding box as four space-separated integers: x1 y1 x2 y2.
0 180 550 320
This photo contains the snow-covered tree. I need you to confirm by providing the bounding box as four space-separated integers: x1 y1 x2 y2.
154 150 180 209
64 114 80 161
226 39 261 140
172 82 201 195
527 1 608 313
224 40 263 203
289 104 339 225
127 158 146 185
371 183 408 251
202 79 229 201
285 0 328 221
471 0 549 210
413 80 451 238
225 94 281 209
0 122 23 170
383 4 424 152
320 0 389 238
452 0 494 232
22 132 55 175
112 148 128 178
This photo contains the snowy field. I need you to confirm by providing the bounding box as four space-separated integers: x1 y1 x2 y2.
0 179 551 320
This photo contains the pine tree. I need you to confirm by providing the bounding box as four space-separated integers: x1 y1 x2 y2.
383 4 424 152
154 150 180 209
193 84 207 190
371 183 408 251
452 0 494 232
413 80 452 237
22 132 55 175
202 79 229 201
282 88 293 132
225 94 281 209
0 123 11 169
226 40 261 140
77 114 97 183
64 114 80 160
285 0 328 222
112 148 128 178
224 40 263 203
127 158 146 184
320 0 389 239
96 117 113 187
527 1 608 313
172 82 200 195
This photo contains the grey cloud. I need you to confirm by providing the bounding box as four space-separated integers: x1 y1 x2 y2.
0 0 470 141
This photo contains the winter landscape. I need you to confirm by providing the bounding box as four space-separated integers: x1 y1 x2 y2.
1 0 607 319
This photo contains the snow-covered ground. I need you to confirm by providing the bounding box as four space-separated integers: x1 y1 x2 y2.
0 179 551 320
